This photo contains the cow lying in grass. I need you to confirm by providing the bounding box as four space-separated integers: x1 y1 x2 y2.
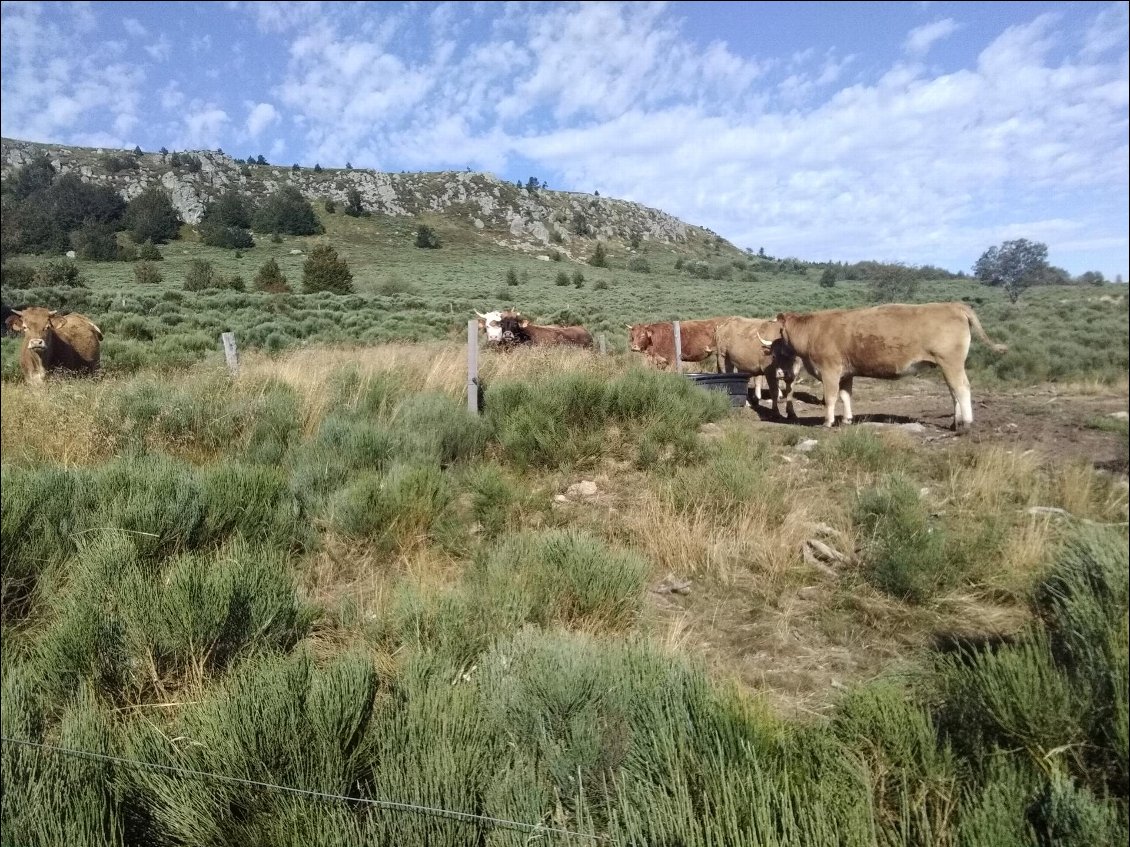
498 313 593 348
5 306 104 386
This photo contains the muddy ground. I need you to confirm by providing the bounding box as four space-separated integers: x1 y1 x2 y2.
646 375 1129 719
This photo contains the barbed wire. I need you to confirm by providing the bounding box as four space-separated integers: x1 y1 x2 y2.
1 735 614 843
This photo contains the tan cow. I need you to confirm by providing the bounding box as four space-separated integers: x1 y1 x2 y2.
765 302 1007 432
5 306 103 386
499 313 593 348
627 318 725 370
713 317 801 418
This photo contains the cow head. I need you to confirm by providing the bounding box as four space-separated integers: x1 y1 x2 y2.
476 310 507 343
498 314 530 345
758 320 795 374
6 307 59 358
627 323 652 352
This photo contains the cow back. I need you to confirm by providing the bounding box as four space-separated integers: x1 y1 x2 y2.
780 302 977 379
46 313 103 372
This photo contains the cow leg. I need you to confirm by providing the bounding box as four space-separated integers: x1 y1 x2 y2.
838 376 854 425
765 372 780 417
820 372 842 427
940 364 973 432
781 375 796 419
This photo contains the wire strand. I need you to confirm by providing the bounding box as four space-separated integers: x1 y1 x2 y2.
1 735 612 843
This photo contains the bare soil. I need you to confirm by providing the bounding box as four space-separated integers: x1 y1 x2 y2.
645 377 1129 719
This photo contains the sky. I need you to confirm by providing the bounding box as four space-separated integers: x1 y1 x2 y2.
2 1 1128 281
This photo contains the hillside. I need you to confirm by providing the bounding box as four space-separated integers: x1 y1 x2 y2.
1 134 1129 843
0 136 736 261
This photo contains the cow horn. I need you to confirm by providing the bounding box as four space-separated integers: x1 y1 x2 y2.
757 332 772 348
475 311 487 319
48 310 58 317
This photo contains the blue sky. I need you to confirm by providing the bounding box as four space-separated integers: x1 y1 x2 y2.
2 1 1127 280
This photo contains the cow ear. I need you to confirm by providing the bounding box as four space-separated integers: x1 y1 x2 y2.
775 313 788 323
519 319 530 327
5 314 24 333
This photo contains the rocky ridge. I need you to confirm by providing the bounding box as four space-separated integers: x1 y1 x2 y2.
1 137 732 258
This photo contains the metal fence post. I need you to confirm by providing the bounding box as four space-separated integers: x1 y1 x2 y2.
673 320 683 374
221 332 239 375
467 319 479 415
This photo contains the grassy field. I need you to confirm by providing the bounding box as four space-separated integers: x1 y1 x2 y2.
2 202 1127 385
2 206 1128 844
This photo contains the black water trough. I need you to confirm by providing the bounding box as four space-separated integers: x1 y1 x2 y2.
684 371 752 408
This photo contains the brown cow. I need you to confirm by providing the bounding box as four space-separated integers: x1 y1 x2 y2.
713 317 801 418
765 302 1007 432
627 318 725 370
5 306 103 386
499 313 593 348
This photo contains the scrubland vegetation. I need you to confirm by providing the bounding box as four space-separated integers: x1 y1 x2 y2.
2 344 1127 845
1 152 1127 843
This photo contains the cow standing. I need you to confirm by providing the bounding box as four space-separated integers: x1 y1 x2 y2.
628 318 725 370
765 302 1007 432
498 314 593 348
713 317 800 418
5 306 103 386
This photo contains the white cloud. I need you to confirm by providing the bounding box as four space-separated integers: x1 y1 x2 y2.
180 105 230 149
123 17 147 37
145 34 170 61
0 4 143 147
245 102 279 137
904 19 959 56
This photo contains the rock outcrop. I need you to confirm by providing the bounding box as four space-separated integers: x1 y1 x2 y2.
1 137 726 257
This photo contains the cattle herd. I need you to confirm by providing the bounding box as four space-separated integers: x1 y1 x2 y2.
478 302 1008 432
1 300 1006 432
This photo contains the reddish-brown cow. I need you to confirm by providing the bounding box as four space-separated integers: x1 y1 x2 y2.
765 302 1007 432
627 318 725 370
5 306 103 386
499 314 593 348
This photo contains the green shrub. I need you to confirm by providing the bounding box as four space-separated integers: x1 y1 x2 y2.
253 257 290 293
251 187 323 236
183 258 218 291
198 218 254 249
124 187 181 244
588 242 608 267
853 475 951 602
136 240 162 260
302 244 353 294
627 256 650 273
415 224 441 249
31 260 86 288
330 463 453 551
70 221 123 261
555 270 570 286
133 261 162 285
2 261 36 288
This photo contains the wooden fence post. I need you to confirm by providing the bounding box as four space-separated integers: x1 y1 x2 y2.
467 319 480 415
672 320 683 374
221 331 239 375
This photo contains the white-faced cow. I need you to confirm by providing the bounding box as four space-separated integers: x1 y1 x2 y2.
627 318 726 371
476 309 514 343
713 317 801 418
5 306 103 386
764 302 1007 432
498 313 593 348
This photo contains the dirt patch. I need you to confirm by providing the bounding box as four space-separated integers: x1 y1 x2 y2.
644 377 1128 718
748 377 1129 474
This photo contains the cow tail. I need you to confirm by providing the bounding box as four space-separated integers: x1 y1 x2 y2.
963 305 1007 354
